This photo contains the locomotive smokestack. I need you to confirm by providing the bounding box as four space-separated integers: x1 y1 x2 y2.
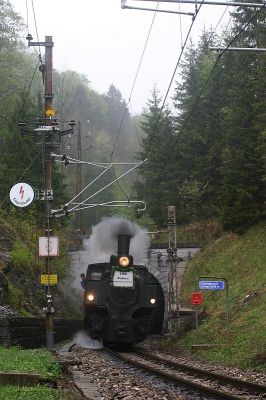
117 234 131 255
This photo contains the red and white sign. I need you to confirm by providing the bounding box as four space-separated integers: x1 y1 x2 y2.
39 236 59 257
191 292 203 305
9 183 35 208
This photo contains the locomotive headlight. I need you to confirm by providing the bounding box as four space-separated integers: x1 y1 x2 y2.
87 294 94 301
150 298 156 304
118 256 130 268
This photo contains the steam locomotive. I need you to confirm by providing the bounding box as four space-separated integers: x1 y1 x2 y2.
83 233 164 347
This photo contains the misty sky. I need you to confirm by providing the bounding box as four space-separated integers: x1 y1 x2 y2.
10 0 230 114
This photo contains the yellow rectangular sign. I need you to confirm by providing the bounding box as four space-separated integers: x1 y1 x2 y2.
40 274 58 285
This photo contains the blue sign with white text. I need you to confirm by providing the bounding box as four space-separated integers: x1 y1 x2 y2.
199 280 225 290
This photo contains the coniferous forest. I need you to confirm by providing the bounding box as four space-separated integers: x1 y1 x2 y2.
0 0 265 233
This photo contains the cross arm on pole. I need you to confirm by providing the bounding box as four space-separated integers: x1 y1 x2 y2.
131 0 266 7
210 47 266 52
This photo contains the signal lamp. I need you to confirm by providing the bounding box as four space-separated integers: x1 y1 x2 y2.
118 256 130 268
150 298 156 304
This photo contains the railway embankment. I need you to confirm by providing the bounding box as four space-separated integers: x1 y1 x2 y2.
159 221 266 372
0 213 80 319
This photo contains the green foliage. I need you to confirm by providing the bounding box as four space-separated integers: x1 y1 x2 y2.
0 386 65 400
136 87 177 226
1 211 76 316
4 284 30 316
0 346 61 377
179 222 266 370
136 17 265 232
11 241 33 269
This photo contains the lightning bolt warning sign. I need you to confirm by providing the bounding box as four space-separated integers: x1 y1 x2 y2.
9 183 35 208
19 185 25 199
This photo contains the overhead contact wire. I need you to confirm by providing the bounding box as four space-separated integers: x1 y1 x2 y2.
127 1 265 213
25 0 29 32
19 61 39 120
125 1 206 213
181 2 266 131
110 1 159 160
109 2 159 202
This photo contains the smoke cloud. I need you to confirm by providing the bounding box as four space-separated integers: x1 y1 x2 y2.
63 216 150 313
83 216 150 265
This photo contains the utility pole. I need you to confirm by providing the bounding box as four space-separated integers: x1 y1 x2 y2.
75 121 82 233
28 35 55 350
43 35 54 350
167 206 179 332
24 35 75 350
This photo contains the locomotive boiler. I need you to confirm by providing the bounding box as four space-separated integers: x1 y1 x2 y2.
83 233 164 347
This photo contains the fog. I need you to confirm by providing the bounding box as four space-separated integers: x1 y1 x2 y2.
10 0 230 113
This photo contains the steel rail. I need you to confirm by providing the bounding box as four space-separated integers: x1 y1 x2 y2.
104 347 265 400
133 348 266 395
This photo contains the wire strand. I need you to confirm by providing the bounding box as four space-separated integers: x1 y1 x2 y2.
127 2 266 218
109 2 160 202
110 2 160 160
19 61 39 121
181 2 266 132
25 0 29 32
125 1 206 212
31 0 41 56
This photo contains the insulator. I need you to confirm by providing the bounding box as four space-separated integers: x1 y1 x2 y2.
69 120 76 127
26 33 33 41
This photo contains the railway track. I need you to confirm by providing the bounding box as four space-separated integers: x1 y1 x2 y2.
105 347 266 400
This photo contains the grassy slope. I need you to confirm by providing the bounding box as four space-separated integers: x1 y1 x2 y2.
0 386 64 400
0 346 67 400
179 221 266 371
0 346 61 377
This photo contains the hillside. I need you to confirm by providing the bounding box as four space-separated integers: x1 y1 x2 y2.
178 221 266 371
0 212 79 318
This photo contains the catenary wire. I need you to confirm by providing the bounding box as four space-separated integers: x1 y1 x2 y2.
110 1 160 161
19 61 39 120
129 99 141 148
209 5 229 44
109 2 160 203
178 3 183 47
124 1 206 214
219 11 233 46
25 0 29 32
126 2 265 214
180 2 266 132
31 0 41 54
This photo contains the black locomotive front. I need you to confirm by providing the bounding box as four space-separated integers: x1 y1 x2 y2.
83 234 164 346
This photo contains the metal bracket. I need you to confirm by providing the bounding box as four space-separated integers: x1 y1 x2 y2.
35 189 53 201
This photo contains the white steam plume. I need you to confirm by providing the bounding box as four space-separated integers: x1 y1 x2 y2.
83 216 150 265
64 216 150 311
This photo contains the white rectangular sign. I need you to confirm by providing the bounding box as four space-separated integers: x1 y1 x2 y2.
38 236 59 257
113 270 134 288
